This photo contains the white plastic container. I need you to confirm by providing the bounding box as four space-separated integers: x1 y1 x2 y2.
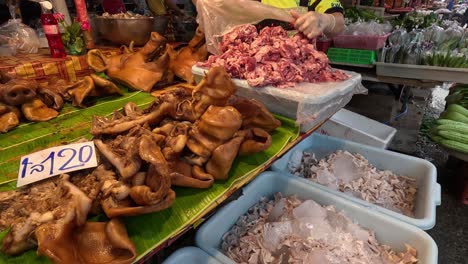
192 65 362 132
195 172 438 264
162 247 222 264
317 108 397 149
271 133 441 230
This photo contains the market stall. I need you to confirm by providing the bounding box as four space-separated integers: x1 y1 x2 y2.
3 0 466 263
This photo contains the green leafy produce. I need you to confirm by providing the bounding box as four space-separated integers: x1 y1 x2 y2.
345 7 383 23
422 52 468 68
392 11 439 32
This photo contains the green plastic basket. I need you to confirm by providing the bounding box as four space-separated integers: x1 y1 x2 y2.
327 48 376 65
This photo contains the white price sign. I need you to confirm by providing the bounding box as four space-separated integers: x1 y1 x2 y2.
17 141 98 187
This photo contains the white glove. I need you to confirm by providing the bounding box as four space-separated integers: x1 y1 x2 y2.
291 11 336 39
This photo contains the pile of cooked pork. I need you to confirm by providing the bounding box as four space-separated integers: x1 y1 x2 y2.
222 193 418 264
0 28 208 133
0 66 281 263
289 150 418 216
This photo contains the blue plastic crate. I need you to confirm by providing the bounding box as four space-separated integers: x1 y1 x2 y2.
271 133 441 230
162 247 222 264
195 172 438 264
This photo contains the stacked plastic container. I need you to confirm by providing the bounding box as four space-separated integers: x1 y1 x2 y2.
165 133 440 263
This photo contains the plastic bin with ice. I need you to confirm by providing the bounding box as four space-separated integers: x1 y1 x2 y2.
162 247 222 264
317 108 397 149
195 172 438 264
271 133 441 230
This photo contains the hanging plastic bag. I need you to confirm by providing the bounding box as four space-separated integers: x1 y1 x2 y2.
196 0 294 54
0 19 40 56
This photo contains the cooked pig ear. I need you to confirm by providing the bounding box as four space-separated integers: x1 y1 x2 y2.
37 87 64 111
192 67 237 118
0 104 20 133
94 138 142 179
120 41 135 54
140 32 168 60
188 27 206 48
238 128 272 155
206 136 244 180
21 98 59 121
67 76 95 107
36 219 137 264
102 189 175 218
228 96 281 131
87 49 109 72
90 74 123 96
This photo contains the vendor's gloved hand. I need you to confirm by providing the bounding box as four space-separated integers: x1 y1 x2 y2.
291 11 336 39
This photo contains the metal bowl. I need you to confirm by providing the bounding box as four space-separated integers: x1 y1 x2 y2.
93 17 155 46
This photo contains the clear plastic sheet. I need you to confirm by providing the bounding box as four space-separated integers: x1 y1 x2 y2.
192 66 364 129
195 0 293 55
0 19 40 56
344 21 393 36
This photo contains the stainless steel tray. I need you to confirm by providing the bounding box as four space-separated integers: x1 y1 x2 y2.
376 62 468 84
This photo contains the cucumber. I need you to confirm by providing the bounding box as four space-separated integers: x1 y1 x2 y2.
439 139 468 154
442 111 468 124
447 104 468 117
436 124 468 134
438 130 468 144
430 133 444 144
436 119 460 126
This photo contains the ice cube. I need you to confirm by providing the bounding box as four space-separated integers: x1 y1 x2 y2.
263 221 293 252
268 198 286 222
316 169 338 189
293 200 327 220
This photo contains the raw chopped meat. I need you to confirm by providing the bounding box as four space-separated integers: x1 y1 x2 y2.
288 150 418 216
221 193 418 264
198 25 349 88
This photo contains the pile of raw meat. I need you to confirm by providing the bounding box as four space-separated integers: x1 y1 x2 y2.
198 25 349 88
288 150 418 216
221 194 418 264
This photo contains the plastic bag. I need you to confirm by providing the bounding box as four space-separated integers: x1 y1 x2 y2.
344 21 392 36
0 19 40 56
196 0 293 54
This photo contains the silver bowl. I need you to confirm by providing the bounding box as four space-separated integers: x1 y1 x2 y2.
93 17 155 46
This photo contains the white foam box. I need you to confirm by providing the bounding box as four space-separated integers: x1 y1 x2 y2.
317 108 397 149
192 66 362 132
271 133 441 230
195 172 438 264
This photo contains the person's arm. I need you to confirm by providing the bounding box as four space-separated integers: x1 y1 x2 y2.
292 0 345 39
292 11 344 38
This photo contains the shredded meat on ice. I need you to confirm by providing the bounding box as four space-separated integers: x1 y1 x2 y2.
222 194 418 264
288 150 418 217
198 25 349 88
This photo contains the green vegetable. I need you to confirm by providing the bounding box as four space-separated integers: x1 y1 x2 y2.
436 118 468 127
438 130 468 144
439 138 468 154
441 111 468 124
435 124 468 135
447 104 468 117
